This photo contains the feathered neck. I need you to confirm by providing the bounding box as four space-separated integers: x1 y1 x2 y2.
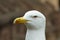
25 27 46 40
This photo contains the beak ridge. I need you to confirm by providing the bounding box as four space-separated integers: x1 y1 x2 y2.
13 17 27 24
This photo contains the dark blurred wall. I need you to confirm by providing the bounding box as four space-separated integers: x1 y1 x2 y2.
0 0 60 40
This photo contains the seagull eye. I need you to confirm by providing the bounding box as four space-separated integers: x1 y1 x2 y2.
32 16 38 18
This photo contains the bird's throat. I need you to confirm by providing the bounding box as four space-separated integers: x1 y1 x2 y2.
25 28 46 40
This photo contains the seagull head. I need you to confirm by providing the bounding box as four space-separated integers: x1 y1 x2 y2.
13 10 46 29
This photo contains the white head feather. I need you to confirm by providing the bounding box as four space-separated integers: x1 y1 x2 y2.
23 10 46 40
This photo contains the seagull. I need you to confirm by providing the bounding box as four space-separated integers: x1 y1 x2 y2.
13 10 46 40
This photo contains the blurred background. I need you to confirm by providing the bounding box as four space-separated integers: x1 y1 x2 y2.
0 0 60 40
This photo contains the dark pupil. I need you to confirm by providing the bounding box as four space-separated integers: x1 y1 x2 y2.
33 16 37 18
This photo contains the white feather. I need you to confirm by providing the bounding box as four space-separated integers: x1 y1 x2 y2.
23 10 46 40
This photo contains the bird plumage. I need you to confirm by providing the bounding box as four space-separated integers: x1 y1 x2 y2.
13 10 46 40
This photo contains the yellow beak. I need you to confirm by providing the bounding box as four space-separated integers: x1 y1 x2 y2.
13 17 28 24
